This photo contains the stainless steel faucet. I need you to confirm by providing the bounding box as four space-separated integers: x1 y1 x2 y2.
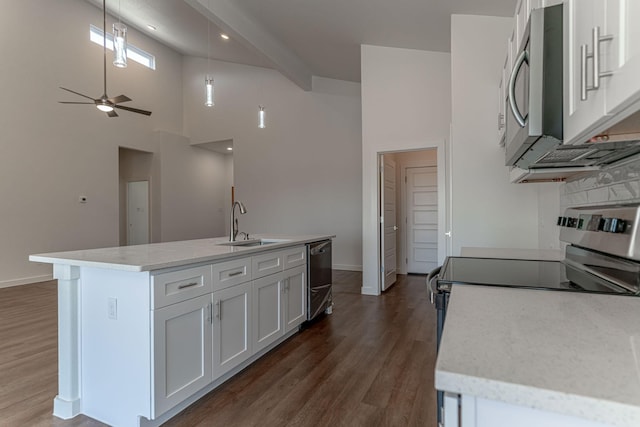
229 201 247 241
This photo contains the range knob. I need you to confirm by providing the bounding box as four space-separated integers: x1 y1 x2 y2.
600 217 627 233
567 217 578 228
557 216 568 226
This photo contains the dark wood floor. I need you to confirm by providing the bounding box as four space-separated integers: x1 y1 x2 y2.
0 271 437 427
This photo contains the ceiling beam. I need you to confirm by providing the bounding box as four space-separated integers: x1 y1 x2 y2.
185 0 313 91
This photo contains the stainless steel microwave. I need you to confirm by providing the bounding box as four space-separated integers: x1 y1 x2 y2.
505 4 563 168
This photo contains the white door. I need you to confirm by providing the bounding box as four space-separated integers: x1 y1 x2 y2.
253 273 284 352
212 282 252 378
127 180 149 245
564 0 609 144
406 167 438 274
283 266 306 332
605 0 640 115
152 294 212 417
380 155 397 291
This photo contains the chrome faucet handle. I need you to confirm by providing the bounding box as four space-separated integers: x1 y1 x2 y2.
237 232 249 241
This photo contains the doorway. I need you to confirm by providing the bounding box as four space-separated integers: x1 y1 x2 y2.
126 180 150 245
119 147 154 245
378 147 446 292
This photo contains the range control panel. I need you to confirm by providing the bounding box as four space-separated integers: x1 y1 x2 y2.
559 204 640 261
557 214 627 233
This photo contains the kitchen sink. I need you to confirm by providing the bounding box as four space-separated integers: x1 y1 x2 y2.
217 238 290 247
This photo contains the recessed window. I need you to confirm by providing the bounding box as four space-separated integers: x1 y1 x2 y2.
90 24 156 70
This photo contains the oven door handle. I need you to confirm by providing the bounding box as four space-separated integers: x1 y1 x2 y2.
427 266 442 305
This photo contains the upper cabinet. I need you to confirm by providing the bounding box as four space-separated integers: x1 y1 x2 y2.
564 0 610 144
564 0 640 144
604 1 640 116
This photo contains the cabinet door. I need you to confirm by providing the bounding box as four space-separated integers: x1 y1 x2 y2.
515 0 530 49
253 273 284 352
283 266 307 333
564 0 610 144
605 0 640 115
152 294 212 417
212 282 253 378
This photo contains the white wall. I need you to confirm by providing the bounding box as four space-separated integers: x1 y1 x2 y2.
182 57 363 270
0 0 229 287
450 15 561 255
361 45 451 295
157 131 231 241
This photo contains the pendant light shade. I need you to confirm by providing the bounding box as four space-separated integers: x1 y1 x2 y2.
205 77 215 107
113 22 127 68
258 105 266 129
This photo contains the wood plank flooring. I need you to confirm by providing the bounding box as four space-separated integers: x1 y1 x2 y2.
0 272 437 427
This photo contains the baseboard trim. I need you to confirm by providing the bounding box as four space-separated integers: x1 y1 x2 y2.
332 264 362 271
0 274 53 289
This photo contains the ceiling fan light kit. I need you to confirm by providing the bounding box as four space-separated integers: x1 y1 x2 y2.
58 0 150 118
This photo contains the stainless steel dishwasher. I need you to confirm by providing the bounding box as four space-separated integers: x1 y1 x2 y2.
307 240 332 320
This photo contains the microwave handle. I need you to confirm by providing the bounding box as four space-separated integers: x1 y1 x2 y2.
508 49 528 128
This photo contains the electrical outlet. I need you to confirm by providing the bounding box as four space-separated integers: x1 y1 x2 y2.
108 297 117 320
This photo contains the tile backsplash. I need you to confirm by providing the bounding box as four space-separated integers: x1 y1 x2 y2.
560 155 640 209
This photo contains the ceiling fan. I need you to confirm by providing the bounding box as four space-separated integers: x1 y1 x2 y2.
59 0 151 117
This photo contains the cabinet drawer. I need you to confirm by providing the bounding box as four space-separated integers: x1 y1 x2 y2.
282 246 307 270
213 257 251 291
252 251 283 280
152 265 212 309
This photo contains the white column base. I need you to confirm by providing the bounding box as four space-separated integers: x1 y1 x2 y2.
53 395 81 419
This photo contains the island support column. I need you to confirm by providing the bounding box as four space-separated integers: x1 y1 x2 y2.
52 264 82 418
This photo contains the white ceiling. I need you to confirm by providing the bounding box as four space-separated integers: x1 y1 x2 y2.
92 0 516 86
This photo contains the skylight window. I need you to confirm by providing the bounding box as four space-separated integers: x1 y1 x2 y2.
90 24 156 70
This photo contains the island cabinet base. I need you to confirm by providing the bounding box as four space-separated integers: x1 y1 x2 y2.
447 395 619 427
53 244 308 427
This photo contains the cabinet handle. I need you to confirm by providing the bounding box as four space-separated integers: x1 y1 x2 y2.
580 44 588 101
178 281 199 289
591 26 613 91
215 300 221 320
207 302 212 324
228 270 243 277
581 27 614 101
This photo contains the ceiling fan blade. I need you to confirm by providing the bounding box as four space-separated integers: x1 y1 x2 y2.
114 104 152 116
59 87 96 101
107 110 118 118
59 101 95 105
108 94 131 104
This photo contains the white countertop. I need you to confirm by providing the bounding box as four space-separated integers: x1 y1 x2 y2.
29 234 334 272
459 247 565 261
435 285 640 427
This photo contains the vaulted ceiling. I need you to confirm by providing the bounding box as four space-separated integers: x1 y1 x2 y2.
89 0 516 88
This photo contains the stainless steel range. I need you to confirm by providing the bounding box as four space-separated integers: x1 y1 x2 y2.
427 204 640 426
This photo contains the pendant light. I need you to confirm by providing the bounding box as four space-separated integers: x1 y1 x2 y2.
113 0 127 68
205 0 215 107
258 105 266 129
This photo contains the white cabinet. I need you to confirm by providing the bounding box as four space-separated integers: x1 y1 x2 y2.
564 0 610 144
252 247 307 352
451 394 616 427
152 294 212 417
283 265 307 333
604 0 640 115
564 0 640 144
253 273 284 352
212 281 253 378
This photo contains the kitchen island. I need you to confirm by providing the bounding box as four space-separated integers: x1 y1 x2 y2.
29 234 333 427
435 285 640 427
